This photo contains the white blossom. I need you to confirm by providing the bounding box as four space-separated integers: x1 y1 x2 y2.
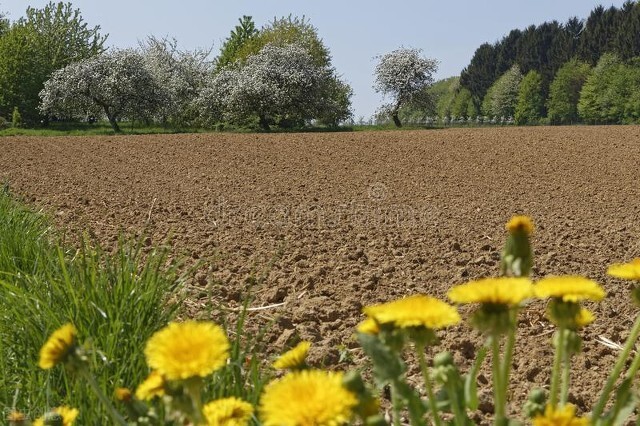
373 47 438 127
39 49 166 132
199 43 347 130
140 36 213 125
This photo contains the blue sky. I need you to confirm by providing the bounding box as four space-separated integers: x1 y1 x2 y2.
1 1 629 119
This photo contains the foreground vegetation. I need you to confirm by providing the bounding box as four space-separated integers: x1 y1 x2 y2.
3 186 640 424
0 188 271 423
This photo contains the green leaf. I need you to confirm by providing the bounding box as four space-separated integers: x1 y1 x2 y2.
464 345 487 410
357 333 406 383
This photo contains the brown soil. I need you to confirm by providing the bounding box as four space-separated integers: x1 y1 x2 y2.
2 126 640 420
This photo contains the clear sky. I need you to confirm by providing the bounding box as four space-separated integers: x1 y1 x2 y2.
0 1 629 119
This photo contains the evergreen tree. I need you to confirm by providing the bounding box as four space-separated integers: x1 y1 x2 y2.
578 6 621 65
215 16 258 69
460 43 498 111
547 58 591 125
496 29 522 77
515 70 544 124
613 1 640 59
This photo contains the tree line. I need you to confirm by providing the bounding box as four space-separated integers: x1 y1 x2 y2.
0 3 352 132
449 0 640 125
2 1 639 131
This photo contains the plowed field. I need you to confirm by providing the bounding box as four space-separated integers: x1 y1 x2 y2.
2 126 640 420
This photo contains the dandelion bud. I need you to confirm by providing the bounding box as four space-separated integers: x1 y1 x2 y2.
500 215 534 277
114 387 132 403
522 388 546 418
7 411 26 426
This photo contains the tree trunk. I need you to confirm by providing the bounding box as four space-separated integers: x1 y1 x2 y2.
258 114 271 131
96 99 121 133
107 114 121 133
391 102 402 127
391 111 402 127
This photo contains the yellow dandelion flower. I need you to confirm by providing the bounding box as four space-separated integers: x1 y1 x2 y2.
506 215 534 235
203 397 254 426
574 308 595 328
135 371 166 400
38 323 77 370
114 387 132 402
448 277 533 305
533 404 589 426
363 295 460 330
33 406 79 426
144 321 230 381
607 258 640 280
259 370 357 426
535 276 605 302
356 317 380 335
273 341 311 370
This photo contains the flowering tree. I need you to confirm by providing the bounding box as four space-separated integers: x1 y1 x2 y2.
482 65 522 119
140 36 213 126
209 15 353 129
374 48 438 127
200 43 349 130
39 49 166 132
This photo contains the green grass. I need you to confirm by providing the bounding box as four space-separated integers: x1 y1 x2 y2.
0 121 198 137
0 187 274 423
0 120 357 137
0 187 186 421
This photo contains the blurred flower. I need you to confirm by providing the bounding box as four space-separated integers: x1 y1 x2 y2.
114 387 132 402
33 406 79 426
506 215 534 235
607 258 640 280
532 403 588 426
203 397 254 426
574 308 595 328
144 321 229 380
535 276 605 302
7 411 26 425
273 341 311 370
135 371 166 401
363 295 460 330
38 323 77 369
259 370 357 426
356 318 380 335
448 277 533 305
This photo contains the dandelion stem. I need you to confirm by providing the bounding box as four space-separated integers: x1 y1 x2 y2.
78 368 127 426
560 332 571 406
417 348 443 426
491 335 505 425
549 328 565 408
499 310 517 419
592 313 640 419
185 379 205 425
390 384 403 426
624 349 640 381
